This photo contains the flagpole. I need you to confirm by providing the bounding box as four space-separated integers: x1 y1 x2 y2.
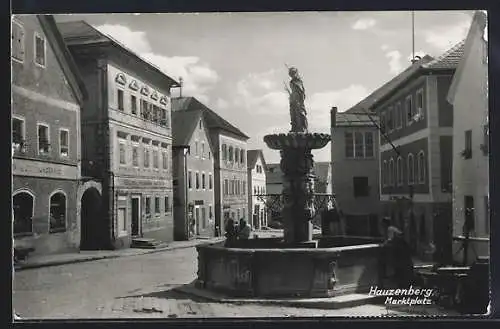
412 11 415 62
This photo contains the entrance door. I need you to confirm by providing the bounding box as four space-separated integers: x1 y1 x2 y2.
131 197 141 237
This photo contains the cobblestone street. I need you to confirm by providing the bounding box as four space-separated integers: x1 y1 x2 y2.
13 246 411 319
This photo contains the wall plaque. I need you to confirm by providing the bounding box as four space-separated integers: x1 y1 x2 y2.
13 159 78 180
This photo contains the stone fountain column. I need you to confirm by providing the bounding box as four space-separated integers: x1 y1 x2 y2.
264 133 330 247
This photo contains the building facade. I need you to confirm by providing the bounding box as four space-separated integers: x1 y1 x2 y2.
447 11 489 264
330 109 380 237
247 150 268 229
360 44 464 262
12 15 87 255
58 21 179 249
172 97 249 234
172 109 215 240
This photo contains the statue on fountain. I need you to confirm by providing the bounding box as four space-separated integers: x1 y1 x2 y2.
285 67 308 133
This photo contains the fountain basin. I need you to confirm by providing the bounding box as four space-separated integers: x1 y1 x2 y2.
195 236 383 298
264 132 330 150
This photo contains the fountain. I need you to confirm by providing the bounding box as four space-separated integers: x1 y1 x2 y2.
194 67 383 299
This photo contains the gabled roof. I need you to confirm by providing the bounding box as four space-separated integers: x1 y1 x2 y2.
247 149 267 171
447 11 488 104
56 20 179 88
172 97 249 140
37 15 87 106
313 162 331 183
335 112 378 127
172 109 202 146
422 40 465 70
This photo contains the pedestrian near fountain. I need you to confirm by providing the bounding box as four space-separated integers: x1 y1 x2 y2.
238 219 251 240
224 218 237 247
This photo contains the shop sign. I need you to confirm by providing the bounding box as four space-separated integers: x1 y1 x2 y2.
117 177 168 188
13 159 78 180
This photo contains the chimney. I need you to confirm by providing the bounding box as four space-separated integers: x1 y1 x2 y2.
331 107 338 128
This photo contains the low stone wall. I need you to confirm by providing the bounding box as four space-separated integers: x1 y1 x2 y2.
196 239 382 298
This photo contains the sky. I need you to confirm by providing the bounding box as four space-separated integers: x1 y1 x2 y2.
54 11 476 163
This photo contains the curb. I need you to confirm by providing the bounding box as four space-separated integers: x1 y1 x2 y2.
173 283 382 310
14 238 225 271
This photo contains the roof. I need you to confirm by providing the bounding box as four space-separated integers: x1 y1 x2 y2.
347 40 464 113
265 163 283 185
447 11 488 104
247 149 267 171
56 20 179 88
172 97 249 140
335 112 378 127
422 40 465 70
171 110 203 146
37 15 87 106
313 162 331 182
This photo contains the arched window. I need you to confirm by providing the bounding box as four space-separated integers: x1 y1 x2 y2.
389 158 394 186
235 148 240 163
221 144 227 161
240 149 245 164
228 146 233 162
396 156 403 186
13 191 34 235
49 191 66 233
408 153 415 185
417 151 426 184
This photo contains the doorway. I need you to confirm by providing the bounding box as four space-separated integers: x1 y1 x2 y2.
80 187 105 250
131 196 141 237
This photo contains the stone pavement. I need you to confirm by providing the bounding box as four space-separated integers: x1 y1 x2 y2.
14 237 225 271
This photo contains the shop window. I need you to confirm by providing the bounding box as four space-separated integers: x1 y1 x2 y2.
34 32 46 67
13 191 33 235
49 192 66 233
59 129 69 157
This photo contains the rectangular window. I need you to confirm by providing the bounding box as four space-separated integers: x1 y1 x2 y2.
117 89 124 111
406 96 413 123
188 171 192 189
202 142 205 158
209 174 213 190
395 102 402 129
364 132 374 158
12 117 25 152
131 95 137 115
162 150 168 169
354 132 364 158
387 107 394 131
464 130 472 159
59 129 69 157
202 173 206 189
416 89 424 119
224 179 228 195
34 33 46 67
155 197 161 214
141 100 149 119
196 172 200 190
464 195 475 232
145 197 151 215
144 147 150 167
160 108 168 127
164 196 170 213
195 141 199 156
380 113 386 133
11 20 25 62
353 176 369 197
242 181 246 195
119 141 126 165
132 145 139 167
345 132 354 158
153 149 159 169
37 124 50 154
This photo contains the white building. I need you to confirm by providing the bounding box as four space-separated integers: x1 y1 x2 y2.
247 150 268 229
447 11 489 264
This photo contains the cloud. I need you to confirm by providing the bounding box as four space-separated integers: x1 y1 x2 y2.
424 19 471 52
214 98 229 110
385 50 402 74
381 44 390 51
352 18 377 30
95 24 219 101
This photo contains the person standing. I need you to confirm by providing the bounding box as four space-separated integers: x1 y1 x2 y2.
224 217 237 247
238 219 251 240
